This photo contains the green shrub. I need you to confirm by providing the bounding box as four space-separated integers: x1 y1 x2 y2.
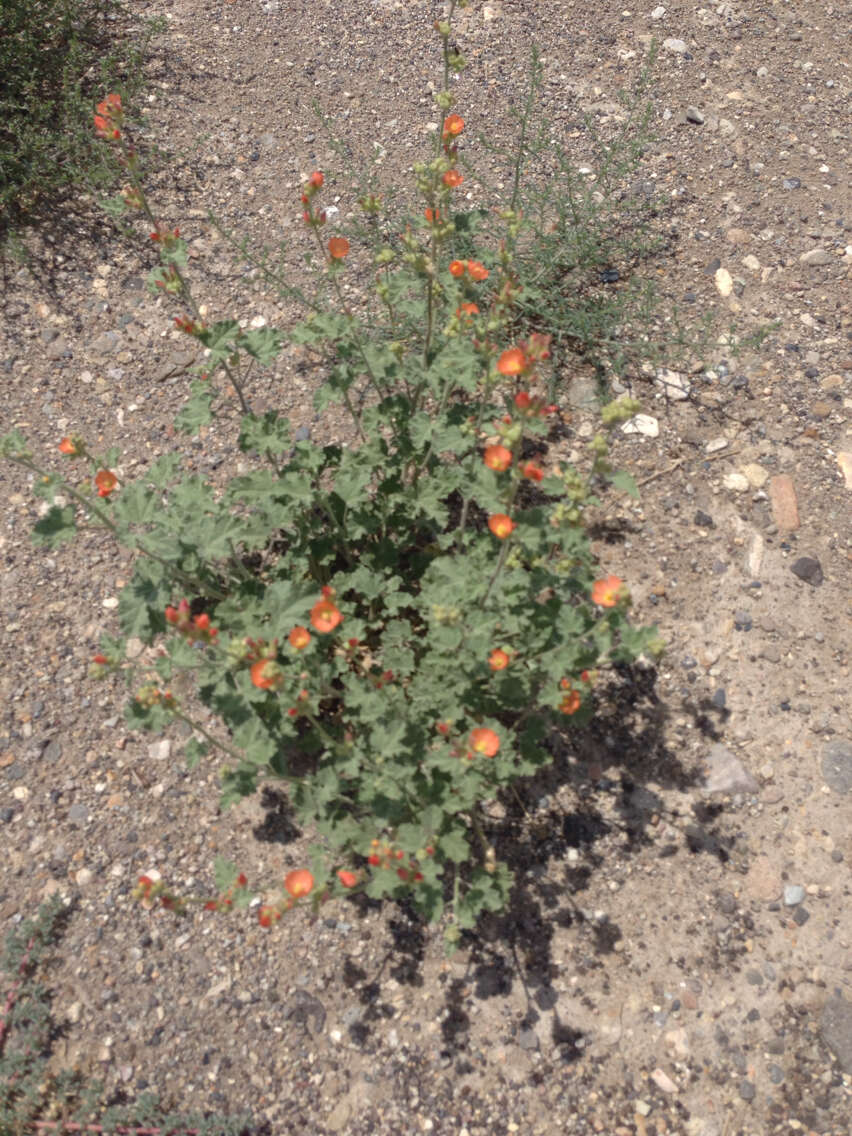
0 0 158 238
2 2 667 946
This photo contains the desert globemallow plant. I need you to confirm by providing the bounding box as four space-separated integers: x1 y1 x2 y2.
1 0 664 945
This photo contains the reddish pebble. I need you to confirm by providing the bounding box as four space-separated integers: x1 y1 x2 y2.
769 474 799 531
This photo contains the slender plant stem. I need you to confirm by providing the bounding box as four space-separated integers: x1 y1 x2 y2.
119 139 252 417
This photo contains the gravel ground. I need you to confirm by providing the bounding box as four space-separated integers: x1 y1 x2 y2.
1 2 851 1134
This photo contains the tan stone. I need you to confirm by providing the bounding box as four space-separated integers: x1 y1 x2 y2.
744 855 782 902
770 474 800 530
726 227 751 245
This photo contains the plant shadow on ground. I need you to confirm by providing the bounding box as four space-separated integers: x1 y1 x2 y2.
252 654 739 1060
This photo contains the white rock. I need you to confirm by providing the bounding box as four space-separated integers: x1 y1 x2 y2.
148 739 171 761
740 462 768 489
655 368 690 400
746 533 764 577
650 5 666 18
651 1067 679 1093
622 414 659 437
663 37 688 54
705 436 728 454
837 452 852 489
102 596 119 610
714 267 733 297
742 254 761 271
723 472 749 492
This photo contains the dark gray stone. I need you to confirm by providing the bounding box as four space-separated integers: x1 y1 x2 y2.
739 1079 756 1101
68 803 90 823
42 739 62 762
790 556 823 585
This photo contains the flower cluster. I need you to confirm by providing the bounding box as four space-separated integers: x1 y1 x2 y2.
449 258 489 281
164 598 219 643
204 872 248 912
93 92 123 140
258 868 316 927
367 840 425 884
133 872 183 913
134 684 176 710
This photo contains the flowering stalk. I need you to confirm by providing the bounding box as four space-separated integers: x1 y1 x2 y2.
94 111 253 417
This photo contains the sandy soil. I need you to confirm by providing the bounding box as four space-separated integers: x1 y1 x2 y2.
1 2 851 1134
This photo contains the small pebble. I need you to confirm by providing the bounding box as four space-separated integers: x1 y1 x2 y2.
783 885 805 907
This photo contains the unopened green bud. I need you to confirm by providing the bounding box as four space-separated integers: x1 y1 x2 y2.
600 396 641 427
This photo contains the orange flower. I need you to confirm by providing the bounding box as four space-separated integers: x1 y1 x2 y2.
94 470 117 497
488 648 510 671
591 575 625 608
97 93 122 117
449 260 466 277
328 237 349 259
258 905 281 928
457 302 479 318
250 659 282 690
308 170 324 189
466 260 489 281
337 869 358 888
521 461 544 482
284 869 314 899
310 598 343 633
514 391 531 410
488 513 514 540
484 444 512 472
442 169 463 188
288 626 311 650
559 689 582 715
497 347 528 376
58 436 80 456
442 114 465 138
424 207 442 223
469 726 500 757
